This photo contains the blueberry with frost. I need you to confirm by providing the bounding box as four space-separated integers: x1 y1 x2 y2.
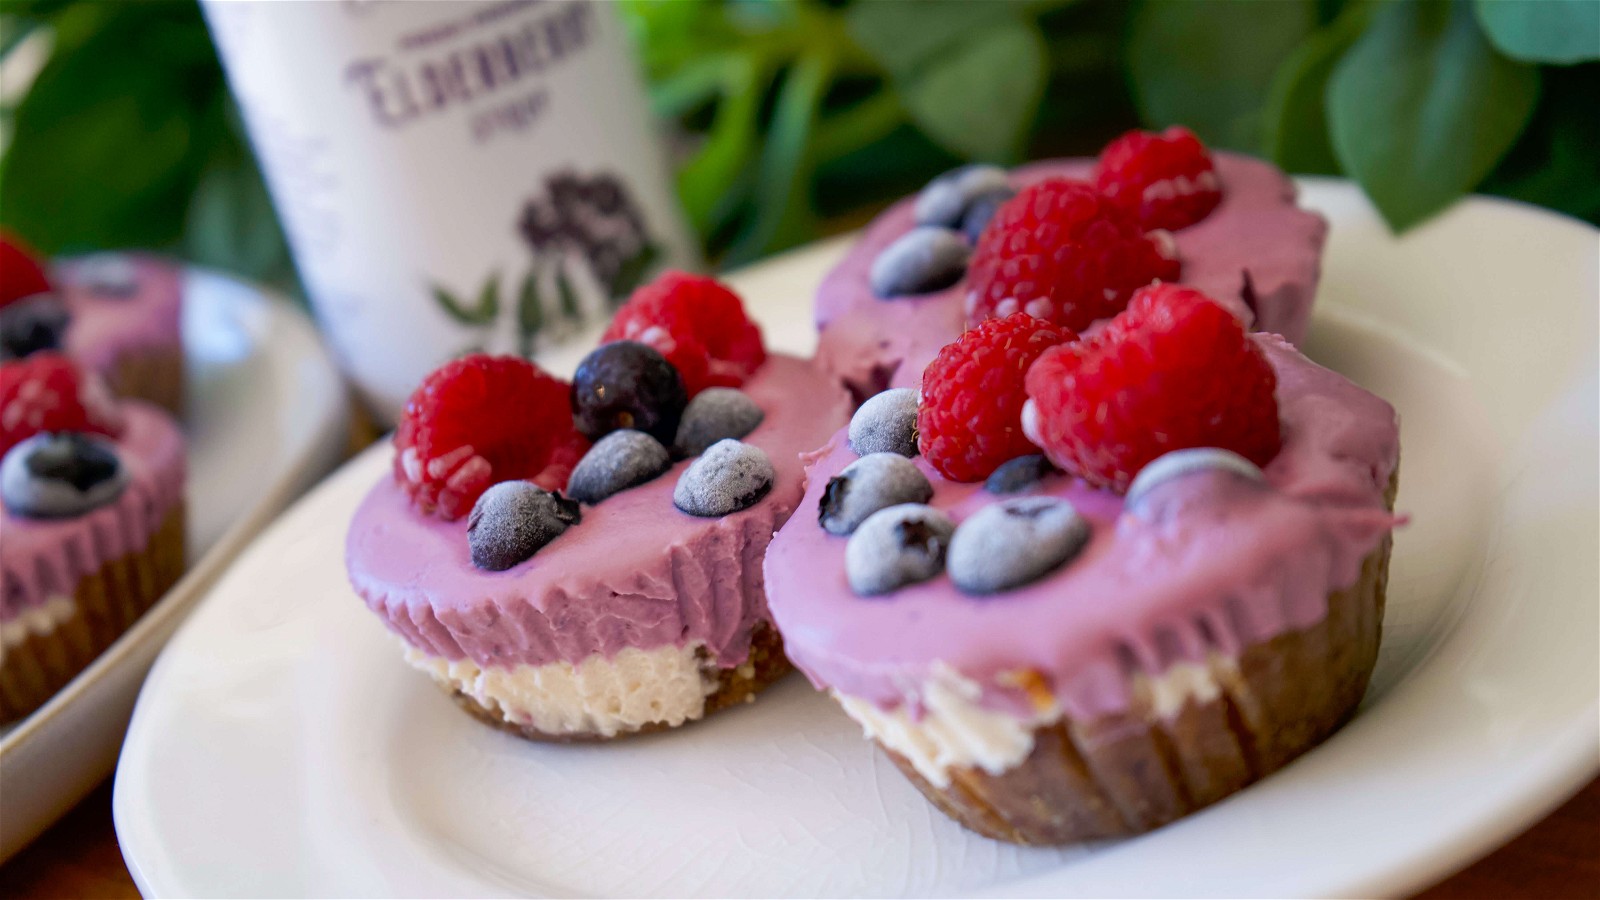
673 439 774 517
819 452 933 535
567 430 671 503
848 387 918 457
467 481 581 571
675 388 764 456
845 503 955 596
947 497 1089 594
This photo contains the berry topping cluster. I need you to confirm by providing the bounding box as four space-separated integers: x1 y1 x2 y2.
392 272 775 572
825 281 1283 597
0 355 129 520
873 128 1226 338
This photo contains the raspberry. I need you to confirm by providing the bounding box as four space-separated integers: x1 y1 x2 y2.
0 353 124 457
918 313 1078 482
1 233 52 307
965 179 1179 333
602 271 765 396
393 354 588 520
1095 126 1222 231
1023 284 1280 492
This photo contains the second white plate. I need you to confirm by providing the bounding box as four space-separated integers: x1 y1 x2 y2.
114 184 1598 898
0 268 350 861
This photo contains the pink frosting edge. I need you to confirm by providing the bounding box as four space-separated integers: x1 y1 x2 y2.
812 153 1327 401
58 254 184 374
1 403 187 620
344 354 853 671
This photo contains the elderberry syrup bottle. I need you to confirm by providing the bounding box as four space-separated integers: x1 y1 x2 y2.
202 0 697 421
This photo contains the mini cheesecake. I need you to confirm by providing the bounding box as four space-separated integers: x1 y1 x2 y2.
346 274 851 740
766 332 1399 843
0 355 186 722
763 130 1399 844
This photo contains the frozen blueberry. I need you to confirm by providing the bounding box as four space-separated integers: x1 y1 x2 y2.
869 227 970 298
914 165 1012 228
819 452 933 535
985 454 1055 494
0 294 71 360
571 341 687 444
1124 448 1264 518
566 429 671 504
846 503 955 596
947 497 1089 594
466 481 581 571
76 253 139 297
960 187 1016 242
673 439 774 517
674 388 764 457
0 432 127 519
848 387 918 457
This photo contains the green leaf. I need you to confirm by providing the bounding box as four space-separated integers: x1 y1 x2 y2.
609 242 660 304
430 273 498 326
0 2 218 253
1479 63 1600 223
1128 0 1319 152
1263 4 1373 175
845 0 1032 78
555 266 581 323
516 268 543 357
1474 0 1599 64
1329 0 1541 230
182 97 296 289
727 47 834 263
676 51 770 236
899 20 1047 162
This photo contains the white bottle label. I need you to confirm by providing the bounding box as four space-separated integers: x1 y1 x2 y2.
203 0 697 421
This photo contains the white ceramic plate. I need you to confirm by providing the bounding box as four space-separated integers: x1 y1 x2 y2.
0 268 350 861
115 183 1598 898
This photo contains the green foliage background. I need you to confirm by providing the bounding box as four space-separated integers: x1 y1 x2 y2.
1 0 1595 291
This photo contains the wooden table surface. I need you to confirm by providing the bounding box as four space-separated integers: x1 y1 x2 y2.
2 774 1595 897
